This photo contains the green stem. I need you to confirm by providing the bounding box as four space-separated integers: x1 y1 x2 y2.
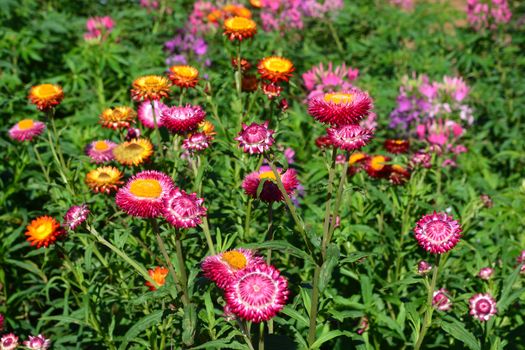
414 255 441 350
258 322 265 350
179 87 185 105
45 115 74 195
321 148 338 259
150 100 163 157
307 265 321 347
174 230 190 305
327 20 344 56
244 198 253 239
32 144 51 183
235 41 243 126
265 203 274 264
326 151 350 245
201 217 216 255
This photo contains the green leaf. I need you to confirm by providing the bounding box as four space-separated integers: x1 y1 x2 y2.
319 243 340 292
183 304 197 346
497 265 522 312
118 310 163 350
310 330 349 349
281 306 309 328
339 251 372 265
190 339 247 349
242 240 314 263
441 319 481 350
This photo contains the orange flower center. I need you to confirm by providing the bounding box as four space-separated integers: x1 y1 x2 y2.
129 179 162 198
34 222 52 239
391 164 405 172
34 84 59 98
18 119 35 130
324 92 354 104
225 16 256 31
97 172 112 180
222 251 247 270
349 153 366 164
370 156 387 170
123 142 145 157
259 171 277 180
94 141 109 151
171 66 198 79
263 58 292 73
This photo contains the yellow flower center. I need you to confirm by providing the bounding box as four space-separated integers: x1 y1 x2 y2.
123 142 145 157
34 223 52 239
129 179 162 198
222 251 247 270
225 16 256 31
370 156 386 170
94 141 109 151
264 58 292 73
349 153 366 164
391 164 404 172
97 172 111 180
18 119 35 130
259 171 277 180
324 92 354 104
171 66 198 79
35 84 59 98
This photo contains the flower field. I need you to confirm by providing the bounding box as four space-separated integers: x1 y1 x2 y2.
1 0 525 349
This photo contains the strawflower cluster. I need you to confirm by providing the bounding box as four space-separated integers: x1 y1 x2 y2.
466 0 512 31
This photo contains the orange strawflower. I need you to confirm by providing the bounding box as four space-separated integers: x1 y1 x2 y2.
168 65 199 89
85 166 123 194
113 138 153 166
131 75 171 101
145 266 169 291
224 16 257 41
99 106 137 129
28 84 64 111
249 0 262 8
198 120 216 137
25 216 65 248
222 4 252 18
258 57 295 83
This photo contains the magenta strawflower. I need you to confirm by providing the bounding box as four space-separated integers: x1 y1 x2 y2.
307 88 373 126
182 132 211 152
242 167 299 202
116 170 174 218
235 121 275 154
137 100 167 129
163 188 206 228
8 119 46 142
63 204 90 231
417 260 432 275
469 293 497 322
478 267 494 280
225 263 289 323
85 140 117 163
1 333 19 350
160 104 206 133
327 124 373 151
432 289 452 311
23 334 51 350
414 212 462 254
202 248 264 289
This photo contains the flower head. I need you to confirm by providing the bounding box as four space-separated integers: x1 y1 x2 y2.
348 152 369 175
183 132 212 152
202 249 264 289
315 134 332 149
257 56 294 83
225 263 288 323
1 333 19 350
23 334 51 350
113 138 154 166
417 260 432 275
25 216 65 249
261 82 282 99
432 289 452 311
145 266 169 291
63 204 90 231
99 106 136 130
327 124 373 151
160 105 206 133
8 119 46 142
365 155 391 178
116 170 174 218
389 164 411 185
197 120 216 137
308 88 373 126
85 166 123 194
28 84 64 111
384 139 410 154
469 293 497 322
137 100 167 129
223 16 257 41
235 121 275 154
168 65 199 88
478 267 494 280
414 212 462 254
85 140 117 163
131 75 171 101
163 188 207 228
242 167 299 202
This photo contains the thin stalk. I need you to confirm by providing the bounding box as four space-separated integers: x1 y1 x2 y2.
307 265 321 347
150 100 163 157
32 144 51 183
179 87 185 105
258 322 265 350
174 230 190 305
235 41 243 126
321 148 338 259
327 20 344 56
266 203 274 264
244 198 253 239
414 255 441 350
200 217 216 255
326 151 350 244
45 118 73 195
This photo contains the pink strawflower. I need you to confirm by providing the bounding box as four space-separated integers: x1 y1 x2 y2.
85 140 117 163
160 105 206 133
137 100 167 129
140 0 159 9
442 76 470 102
242 167 299 202
307 89 373 126
163 188 206 228
478 267 494 280
182 132 211 152
1 333 19 350
84 16 115 41
235 121 275 155
356 316 369 335
8 119 46 142
23 334 51 350
302 62 359 100
225 263 289 323
413 212 462 254
467 0 511 31
327 124 373 151
202 248 264 289
116 170 174 218
63 204 90 231
410 151 432 168
469 293 497 321
417 260 432 275
432 289 452 311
